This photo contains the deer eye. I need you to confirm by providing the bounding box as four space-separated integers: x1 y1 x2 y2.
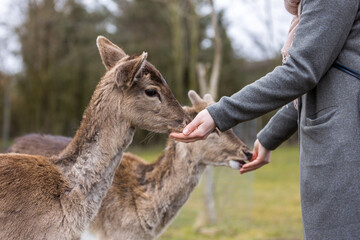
145 89 158 97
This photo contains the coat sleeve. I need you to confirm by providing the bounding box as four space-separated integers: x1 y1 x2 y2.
207 0 359 132
256 102 298 150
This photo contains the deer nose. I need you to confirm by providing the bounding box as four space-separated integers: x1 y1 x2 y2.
181 115 191 126
242 150 253 161
176 117 190 130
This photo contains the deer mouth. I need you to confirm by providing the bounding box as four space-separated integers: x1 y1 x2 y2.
229 159 247 170
167 126 185 134
167 118 190 133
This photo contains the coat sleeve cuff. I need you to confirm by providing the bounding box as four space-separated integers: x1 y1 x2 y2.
206 103 233 132
257 103 299 150
257 128 283 151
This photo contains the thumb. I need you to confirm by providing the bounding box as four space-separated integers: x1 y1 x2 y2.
251 140 259 161
250 148 258 162
183 115 202 135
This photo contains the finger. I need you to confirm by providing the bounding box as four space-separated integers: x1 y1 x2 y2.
176 138 204 143
250 149 258 161
196 122 213 137
169 132 207 143
182 116 202 136
251 143 259 161
240 160 265 171
241 159 266 169
169 133 194 142
240 165 263 174
169 132 186 139
242 159 264 168
239 160 267 174
240 163 266 172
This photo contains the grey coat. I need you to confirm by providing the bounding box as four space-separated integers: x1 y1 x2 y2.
207 0 360 239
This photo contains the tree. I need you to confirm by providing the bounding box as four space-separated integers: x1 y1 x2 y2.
167 0 185 102
14 0 110 136
195 0 222 228
0 72 11 151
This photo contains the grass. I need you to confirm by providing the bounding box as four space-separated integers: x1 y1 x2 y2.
129 145 303 240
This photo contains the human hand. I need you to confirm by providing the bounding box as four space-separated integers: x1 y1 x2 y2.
169 109 216 143
240 139 271 174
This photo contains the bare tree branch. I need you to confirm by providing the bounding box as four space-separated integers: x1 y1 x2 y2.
187 0 199 91
2 75 11 152
208 0 222 99
197 63 208 96
167 0 185 101
195 0 223 228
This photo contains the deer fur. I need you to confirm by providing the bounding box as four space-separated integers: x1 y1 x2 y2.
0 36 189 240
7 91 251 240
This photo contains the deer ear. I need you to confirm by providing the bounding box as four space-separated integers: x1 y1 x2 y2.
203 93 215 105
96 36 127 70
115 52 148 88
188 90 203 107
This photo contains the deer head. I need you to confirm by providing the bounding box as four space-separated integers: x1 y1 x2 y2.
95 36 189 133
183 90 252 169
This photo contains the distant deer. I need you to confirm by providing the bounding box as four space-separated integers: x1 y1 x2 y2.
7 91 252 240
0 36 189 240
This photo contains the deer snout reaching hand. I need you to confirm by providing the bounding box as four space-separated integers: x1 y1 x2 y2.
170 109 216 142
229 149 253 170
239 139 271 174
168 116 191 134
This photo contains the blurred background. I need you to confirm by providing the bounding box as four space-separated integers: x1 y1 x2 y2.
0 0 302 239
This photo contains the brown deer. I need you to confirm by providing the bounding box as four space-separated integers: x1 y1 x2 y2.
7 91 252 240
0 36 189 240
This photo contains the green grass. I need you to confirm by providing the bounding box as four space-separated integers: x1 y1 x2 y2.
130 145 302 240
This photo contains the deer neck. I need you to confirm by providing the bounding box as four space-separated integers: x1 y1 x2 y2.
136 140 206 235
57 83 135 226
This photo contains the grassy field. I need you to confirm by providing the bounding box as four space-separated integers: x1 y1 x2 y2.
129 145 303 240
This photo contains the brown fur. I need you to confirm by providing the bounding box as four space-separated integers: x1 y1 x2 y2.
7 91 251 240
0 36 188 240
7 133 71 157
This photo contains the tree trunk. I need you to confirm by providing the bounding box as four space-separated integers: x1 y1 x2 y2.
195 0 223 227
187 0 199 92
2 77 11 152
203 0 222 226
197 63 208 97
203 166 217 225
208 0 222 99
168 0 184 102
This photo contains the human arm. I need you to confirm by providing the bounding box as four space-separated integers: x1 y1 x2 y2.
207 0 358 131
240 139 271 174
257 102 299 150
240 102 299 173
172 0 359 142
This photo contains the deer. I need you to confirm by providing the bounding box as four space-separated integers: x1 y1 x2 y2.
7 90 252 240
0 36 189 240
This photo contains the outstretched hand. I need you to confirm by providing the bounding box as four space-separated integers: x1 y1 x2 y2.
170 109 216 143
240 139 271 174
